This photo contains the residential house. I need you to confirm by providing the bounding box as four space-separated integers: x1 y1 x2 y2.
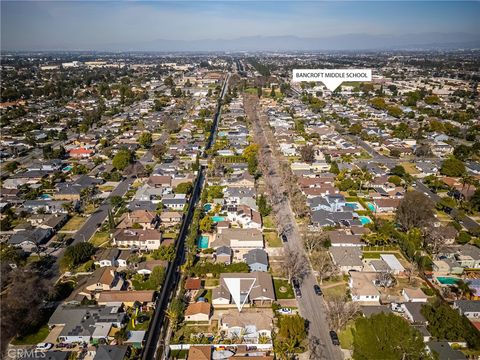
402 302 427 324
243 249 268 272
48 305 125 344
212 272 275 307
187 346 212 360
117 210 159 230
93 345 130 360
427 341 467 360
159 211 183 226
220 309 274 343
349 272 380 304
453 300 480 319
97 291 156 309
185 301 211 322
112 229 163 250
456 244 480 268
210 228 263 250
329 247 363 274
136 260 168 275
402 288 428 303
215 246 232 264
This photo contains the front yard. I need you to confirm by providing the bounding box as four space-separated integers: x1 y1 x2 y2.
264 231 282 247
60 215 86 232
89 231 110 247
11 325 49 345
273 278 294 299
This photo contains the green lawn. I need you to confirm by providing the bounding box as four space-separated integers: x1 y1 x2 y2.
265 231 282 247
12 325 49 345
132 279 157 291
90 231 110 247
322 283 347 299
273 278 294 299
60 215 86 232
204 278 219 287
338 323 355 350
263 215 275 229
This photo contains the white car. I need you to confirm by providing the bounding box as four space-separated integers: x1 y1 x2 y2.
277 308 293 315
36 343 54 351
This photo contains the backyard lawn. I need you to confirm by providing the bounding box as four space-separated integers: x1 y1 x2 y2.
273 278 294 299
60 215 86 232
90 231 110 247
12 325 49 345
264 231 282 247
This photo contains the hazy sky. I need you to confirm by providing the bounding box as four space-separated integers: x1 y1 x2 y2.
2 1 479 50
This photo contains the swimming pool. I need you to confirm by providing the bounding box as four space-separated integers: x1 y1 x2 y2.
366 202 375 212
204 203 212 211
63 165 73 172
345 203 358 210
359 216 372 225
436 277 460 285
211 216 225 222
40 194 52 200
198 235 209 249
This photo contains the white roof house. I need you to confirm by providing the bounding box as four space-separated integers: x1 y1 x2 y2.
380 254 405 274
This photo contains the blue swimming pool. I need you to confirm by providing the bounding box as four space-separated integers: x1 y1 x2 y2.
359 216 372 225
367 202 375 212
211 216 225 223
437 277 460 285
40 194 52 200
63 165 73 172
346 203 358 210
198 235 209 249
204 203 212 211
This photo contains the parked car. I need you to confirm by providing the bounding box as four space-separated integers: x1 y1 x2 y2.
36 343 54 351
390 303 404 313
294 287 302 298
313 284 323 296
277 308 293 315
281 234 288 242
329 331 340 346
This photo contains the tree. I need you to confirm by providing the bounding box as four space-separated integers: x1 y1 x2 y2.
112 149 134 171
415 143 432 157
257 194 272 217
1 271 52 352
375 271 396 288
243 144 259 175
283 245 309 284
165 298 185 331
199 216 213 233
422 301 480 349
329 161 340 175
152 244 176 261
325 296 360 331
4 161 19 173
275 314 307 357
352 313 429 360
300 145 315 163
349 123 362 135
151 144 167 160
308 336 326 360
424 225 449 257
302 231 328 255
149 266 166 289
175 182 193 194
60 242 96 270
110 195 124 209
396 191 435 231
138 132 152 148
440 157 466 177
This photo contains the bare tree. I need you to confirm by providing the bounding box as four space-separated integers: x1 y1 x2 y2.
424 226 449 258
405 262 419 285
396 191 435 231
283 245 310 284
375 271 396 289
302 230 328 255
309 336 326 360
325 296 360 332
311 250 337 285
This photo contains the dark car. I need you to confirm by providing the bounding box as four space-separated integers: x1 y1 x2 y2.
330 330 340 346
281 234 288 243
294 286 302 298
313 284 323 296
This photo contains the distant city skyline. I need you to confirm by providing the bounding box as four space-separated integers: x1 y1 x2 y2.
2 1 479 51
